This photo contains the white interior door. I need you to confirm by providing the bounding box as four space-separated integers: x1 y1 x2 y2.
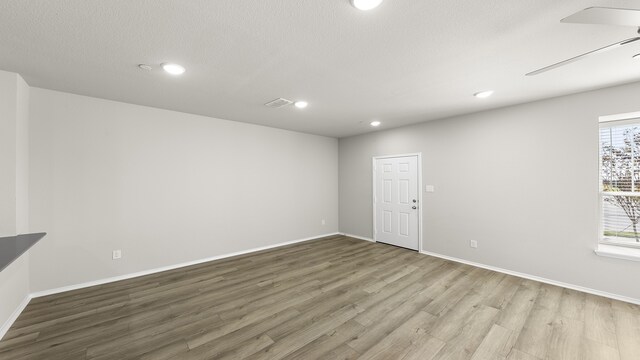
374 155 419 250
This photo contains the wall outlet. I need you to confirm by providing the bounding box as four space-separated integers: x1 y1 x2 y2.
112 250 122 260
321 219 326 225
470 240 478 249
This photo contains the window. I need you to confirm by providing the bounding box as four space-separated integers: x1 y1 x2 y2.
600 116 640 249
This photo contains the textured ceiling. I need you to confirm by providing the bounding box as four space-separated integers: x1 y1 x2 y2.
1 0 640 137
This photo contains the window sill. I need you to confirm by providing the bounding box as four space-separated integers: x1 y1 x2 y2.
595 244 640 262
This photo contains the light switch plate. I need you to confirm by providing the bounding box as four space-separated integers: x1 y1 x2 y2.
112 250 122 260
425 185 435 192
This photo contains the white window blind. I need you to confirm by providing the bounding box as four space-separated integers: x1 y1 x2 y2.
600 119 640 247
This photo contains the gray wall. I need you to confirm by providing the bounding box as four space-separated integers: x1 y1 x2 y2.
0 71 30 334
339 81 640 301
28 88 339 292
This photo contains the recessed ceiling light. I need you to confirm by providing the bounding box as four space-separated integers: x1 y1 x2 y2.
474 90 494 98
351 0 383 11
370 121 381 127
138 64 152 71
294 101 308 109
161 63 186 75
634 53 640 60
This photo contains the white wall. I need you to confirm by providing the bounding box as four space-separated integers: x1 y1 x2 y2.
339 80 640 302
0 70 30 336
28 88 339 292
0 71 17 237
15 75 29 234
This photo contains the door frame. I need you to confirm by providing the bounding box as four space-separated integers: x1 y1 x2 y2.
372 153 423 252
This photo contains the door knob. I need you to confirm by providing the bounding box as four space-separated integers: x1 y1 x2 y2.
412 206 417 209
412 199 417 203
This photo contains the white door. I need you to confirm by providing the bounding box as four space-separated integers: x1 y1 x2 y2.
374 155 419 250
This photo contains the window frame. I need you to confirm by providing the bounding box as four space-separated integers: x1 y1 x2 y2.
599 112 640 250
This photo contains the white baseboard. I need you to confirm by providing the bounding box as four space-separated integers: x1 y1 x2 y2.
0 294 31 341
340 232 375 242
420 250 640 306
30 232 340 299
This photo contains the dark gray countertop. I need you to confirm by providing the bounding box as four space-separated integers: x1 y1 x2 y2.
0 232 46 272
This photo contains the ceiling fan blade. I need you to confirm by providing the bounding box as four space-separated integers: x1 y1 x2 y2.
561 7 640 27
526 37 640 76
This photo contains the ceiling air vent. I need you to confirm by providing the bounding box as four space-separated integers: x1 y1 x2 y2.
264 98 293 108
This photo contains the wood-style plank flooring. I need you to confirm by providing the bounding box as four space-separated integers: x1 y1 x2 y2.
1 235 639 359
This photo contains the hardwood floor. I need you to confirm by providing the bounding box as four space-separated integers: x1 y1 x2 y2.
1 235 639 359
